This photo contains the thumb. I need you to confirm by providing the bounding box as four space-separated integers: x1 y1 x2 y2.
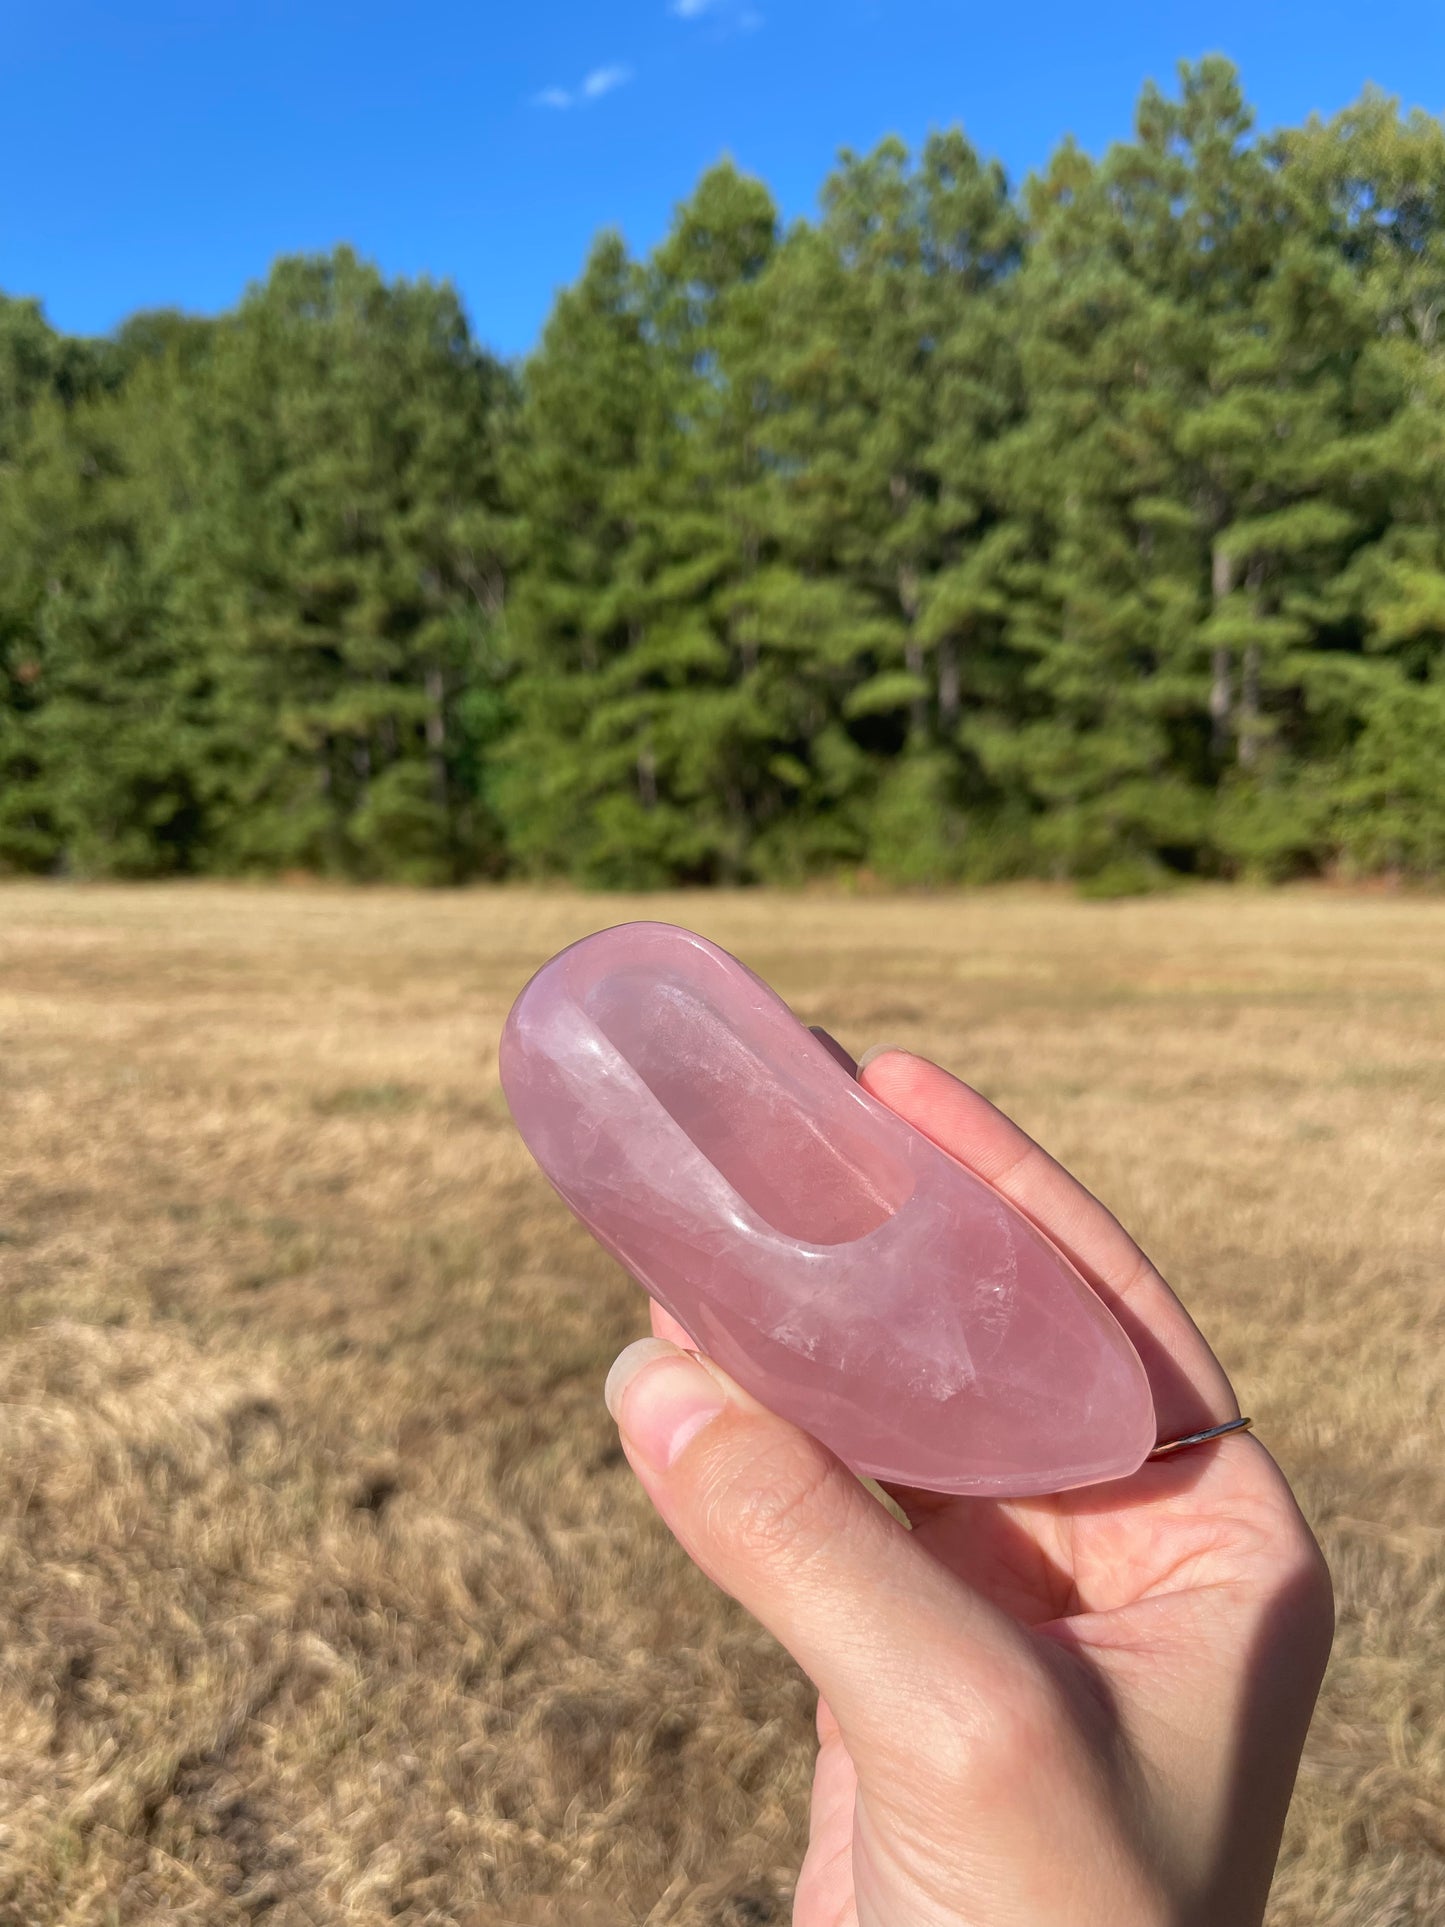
604 1336 1039 1782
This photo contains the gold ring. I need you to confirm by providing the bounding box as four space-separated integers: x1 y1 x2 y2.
1148 1415 1254 1460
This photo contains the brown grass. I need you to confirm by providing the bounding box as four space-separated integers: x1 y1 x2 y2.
0 881 1441 1926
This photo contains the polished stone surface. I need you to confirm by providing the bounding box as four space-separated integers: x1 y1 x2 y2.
499 922 1156 1496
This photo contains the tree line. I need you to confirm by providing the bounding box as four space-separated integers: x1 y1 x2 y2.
2 59 1443 890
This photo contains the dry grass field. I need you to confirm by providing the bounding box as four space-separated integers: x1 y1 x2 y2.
0 881 1441 1927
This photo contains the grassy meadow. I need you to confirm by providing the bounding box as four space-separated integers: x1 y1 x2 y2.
0 881 1441 1926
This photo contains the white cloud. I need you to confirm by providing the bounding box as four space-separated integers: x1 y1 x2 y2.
671 0 763 28
531 64 633 111
581 63 633 99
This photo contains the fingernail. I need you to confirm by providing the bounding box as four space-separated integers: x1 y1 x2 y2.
857 1042 911 1072
604 1338 729 1474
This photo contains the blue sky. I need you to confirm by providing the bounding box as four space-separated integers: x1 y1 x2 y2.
4 2 1442 362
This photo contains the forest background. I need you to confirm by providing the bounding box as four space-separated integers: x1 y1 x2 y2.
4 58 1444 894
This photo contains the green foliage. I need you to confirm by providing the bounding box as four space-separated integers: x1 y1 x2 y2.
5 255 516 879
1334 675 1445 874
1075 858 1179 901
866 750 968 886
2 65 1444 883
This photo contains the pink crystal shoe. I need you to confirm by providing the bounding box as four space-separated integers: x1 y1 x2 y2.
499 922 1156 1497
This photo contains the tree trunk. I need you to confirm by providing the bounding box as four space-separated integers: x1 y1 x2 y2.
1238 640 1261 770
1209 647 1233 757
937 633 961 731
891 471 928 741
424 666 447 808
723 781 748 883
900 562 927 742
1238 559 1266 773
637 744 657 811
1210 543 1235 758
740 531 759 677
904 635 928 741
460 556 505 621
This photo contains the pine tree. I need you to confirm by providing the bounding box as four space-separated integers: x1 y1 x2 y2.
0 354 212 875
909 132 1028 879
998 114 1208 880
490 233 674 883
175 249 510 881
1292 94 1445 873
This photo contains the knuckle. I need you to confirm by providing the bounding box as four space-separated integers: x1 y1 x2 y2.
700 1429 847 1572
1250 1488 1337 1662
1284 1536 1337 1670
923 1668 1063 1795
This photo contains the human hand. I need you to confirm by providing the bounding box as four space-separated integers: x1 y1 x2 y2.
602 1046 1334 1927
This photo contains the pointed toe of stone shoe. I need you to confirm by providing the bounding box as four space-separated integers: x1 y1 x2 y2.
499 921 1156 1498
